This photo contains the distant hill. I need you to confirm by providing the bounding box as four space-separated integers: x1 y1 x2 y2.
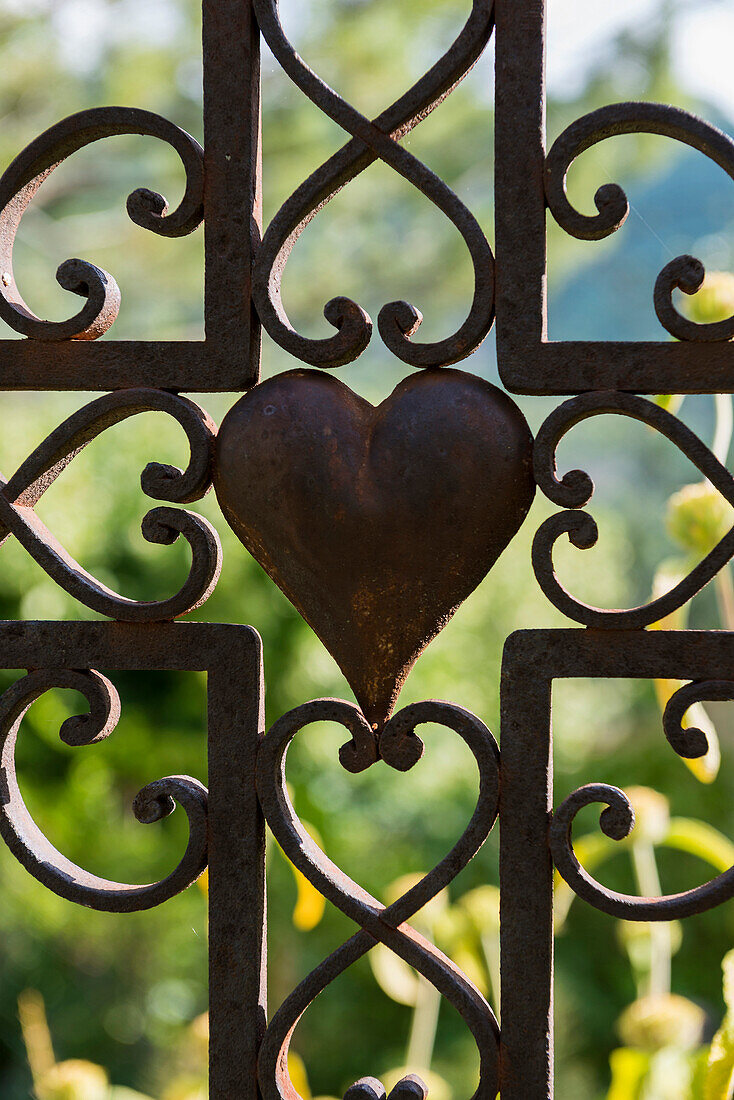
550 110 734 341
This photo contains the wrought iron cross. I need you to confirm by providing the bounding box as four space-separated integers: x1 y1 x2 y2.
0 2 732 1097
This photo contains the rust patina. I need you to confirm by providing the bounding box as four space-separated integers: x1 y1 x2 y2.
215 368 534 728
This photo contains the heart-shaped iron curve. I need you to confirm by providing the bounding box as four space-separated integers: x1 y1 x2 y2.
215 368 535 729
255 698 501 1100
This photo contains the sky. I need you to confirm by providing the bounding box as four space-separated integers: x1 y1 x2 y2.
548 0 734 122
3 0 733 125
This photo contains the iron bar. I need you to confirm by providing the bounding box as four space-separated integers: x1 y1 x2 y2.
0 2 730 1098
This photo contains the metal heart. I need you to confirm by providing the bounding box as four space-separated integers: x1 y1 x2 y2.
214 368 535 729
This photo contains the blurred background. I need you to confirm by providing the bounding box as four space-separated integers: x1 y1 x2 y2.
0 0 733 1097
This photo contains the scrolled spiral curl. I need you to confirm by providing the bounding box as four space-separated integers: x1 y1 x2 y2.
550 783 734 920
0 388 221 621
532 392 734 628
662 680 734 760
0 669 208 911
545 102 734 341
0 107 204 340
255 698 500 1100
251 0 495 370
654 255 734 342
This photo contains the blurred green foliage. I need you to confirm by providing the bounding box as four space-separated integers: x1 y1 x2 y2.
0 2 733 1099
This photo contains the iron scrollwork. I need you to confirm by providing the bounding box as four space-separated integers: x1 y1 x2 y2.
662 678 734 758
256 698 501 1100
532 391 734 628
545 102 734 342
0 1 730 1097
0 388 221 620
551 678 734 920
550 783 734 923
251 0 496 370
0 107 204 341
0 667 208 911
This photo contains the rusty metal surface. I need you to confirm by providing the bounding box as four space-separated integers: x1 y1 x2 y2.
0 108 204 341
549 671 734 922
214 367 534 729
494 0 734 394
0 388 221 619
206 623 266 1100
0 667 209 911
256 698 501 1100
251 0 495 369
501 629 734 1099
0 621 265 1099
0 3 731 1100
532 391 734 628
202 0 262 384
544 103 734 345
0 0 260 390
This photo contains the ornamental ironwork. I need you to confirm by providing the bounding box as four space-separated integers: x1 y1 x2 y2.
0 2 731 1098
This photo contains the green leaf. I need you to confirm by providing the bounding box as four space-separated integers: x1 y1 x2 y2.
664 819 734 873
690 1047 711 1100
702 951 734 1100
554 833 615 931
457 885 500 934
721 949 734 1013
109 1089 158 1100
682 272 734 325
654 394 685 417
703 1020 734 1100
667 482 734 559
37 1059 109 1100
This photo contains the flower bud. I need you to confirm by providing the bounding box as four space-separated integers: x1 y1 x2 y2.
38 1059 109 1100
667 482 734 557
617 994 705 1052
684 271 734 325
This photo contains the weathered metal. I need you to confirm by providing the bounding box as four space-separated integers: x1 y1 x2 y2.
0 2 730 1100
0 667 209 910
500 630 734 1099
0 0 261 389
0 388 221 619
0 621 265 1098
532 390 734 628
255 698 501 1100
215 368 534 728
0 108 205 341
543 104 734 345
251 0 495 369
494 0 734 394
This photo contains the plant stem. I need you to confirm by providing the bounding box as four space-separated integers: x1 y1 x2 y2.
715 566 734 631
713 393 733 467
406 975 441 1073
482 932 501 1019
631 842 671 998
17 990 55 1090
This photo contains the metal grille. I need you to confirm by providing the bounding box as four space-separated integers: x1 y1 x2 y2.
0 2 732 1098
